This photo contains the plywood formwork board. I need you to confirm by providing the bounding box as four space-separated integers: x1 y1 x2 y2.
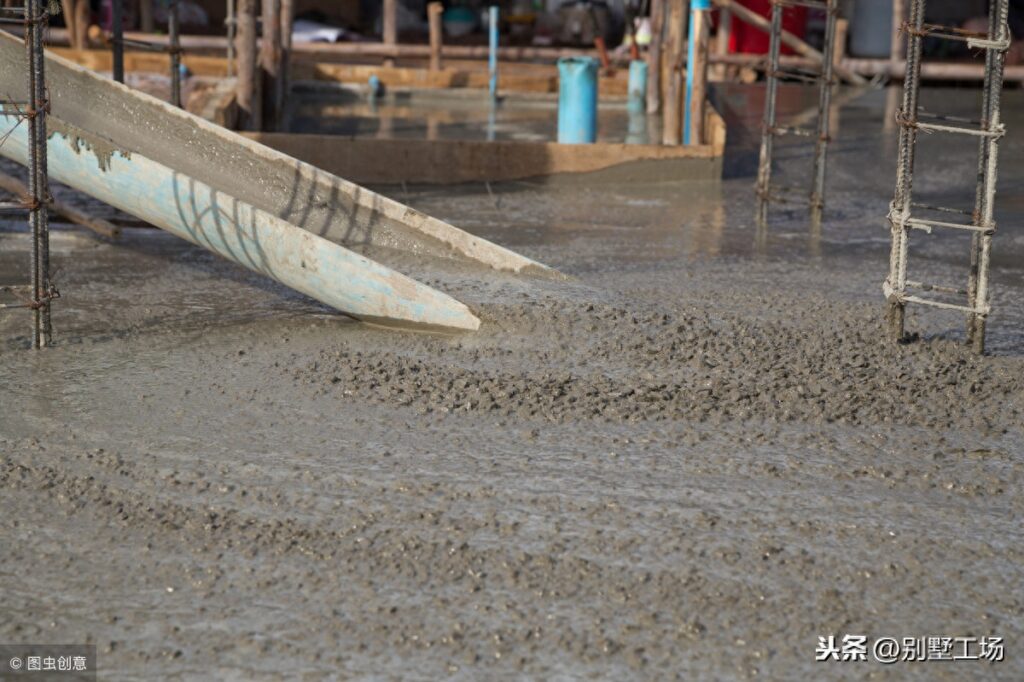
48 48 632 96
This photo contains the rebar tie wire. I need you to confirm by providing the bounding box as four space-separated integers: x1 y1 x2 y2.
894 107 1006 139
1 286 60 311
899 20 1012 52
0 92 51 151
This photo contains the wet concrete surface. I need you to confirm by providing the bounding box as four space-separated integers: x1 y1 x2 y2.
288 84 660 144
1 85 1023 680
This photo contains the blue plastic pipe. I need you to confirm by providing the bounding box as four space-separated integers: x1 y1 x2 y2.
684 0 712 145
627 60 648 113
489 6 499 100
557 57 599 144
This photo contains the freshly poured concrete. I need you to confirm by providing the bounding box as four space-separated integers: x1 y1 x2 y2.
288 84 658 144
1 85 1022 679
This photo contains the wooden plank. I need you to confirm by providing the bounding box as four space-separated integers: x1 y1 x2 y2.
187 78 239 128
301 62 561 93
428 1 443 72
243 125 724 186
300 62 630 96
0 169 121 239
260 0 282 129
237 0 260 129
712 0 867 85
49 47 230 77
688 8 711 145
382 0 397 67
40 27 626 64
662 0 685 145
46 48 632 96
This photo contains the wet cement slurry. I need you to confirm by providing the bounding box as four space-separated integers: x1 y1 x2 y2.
1 86 1023 680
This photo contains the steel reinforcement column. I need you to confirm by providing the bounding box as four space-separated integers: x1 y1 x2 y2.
26 0 52 347
885 0 925 342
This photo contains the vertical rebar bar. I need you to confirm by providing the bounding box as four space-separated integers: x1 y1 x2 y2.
226 0 235 77
968 0 1009 354
809 0 838 223
169 0 181 108
112 0 124 82
885 0 925 342
966 4 997 349
967 1 1002 352
26 0 51 347
755 0 782 226
26 0 39 346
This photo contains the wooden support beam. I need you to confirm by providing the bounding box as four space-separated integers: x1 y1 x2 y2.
428 2 443 72
51 42 1022 94
382 0 397 67
39 28 628 65
689 7 711 145
712 0 867 85
646 0 665 112
243 120 726 186
236 0 260 130
0 171 121 239
279 0 294 125
138 0 153 33
662 0 686 146
833 18 848 68
51 47 230 77
260 0 282 130
891 0 905 65
714 4 732 81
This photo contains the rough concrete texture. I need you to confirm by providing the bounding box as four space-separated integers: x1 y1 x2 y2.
1 85 1022 680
